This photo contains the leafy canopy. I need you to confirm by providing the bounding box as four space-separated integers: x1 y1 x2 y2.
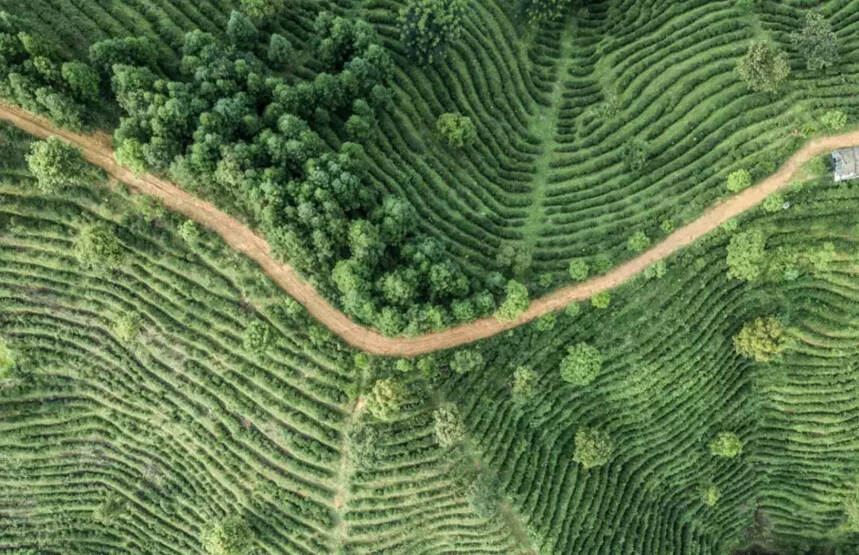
27 136 89 192
736 41 790 93
791 11 838 72
733 316 786 362
560 343 602 386
399 0 466 64
573 427 614 469
708 432 742 458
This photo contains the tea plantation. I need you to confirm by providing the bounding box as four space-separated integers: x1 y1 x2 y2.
2 0 859 553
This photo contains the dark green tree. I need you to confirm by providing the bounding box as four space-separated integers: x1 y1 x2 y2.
227 10 259 48
61 62 100 102
436 112 476 147
267 33 293 67
399 0 466 64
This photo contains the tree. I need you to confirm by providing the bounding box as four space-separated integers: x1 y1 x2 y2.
564 301 581 319
820 110 847 131
726 169 751 193
708 431 742 458
367 378 406 420
240 0 285 20
568 259 588 281
726 229 766 282
267 34 293 67
399 0 466 64
61 61 100 102
0 337 15 380
627 231 651 252
511 366 537 401
450 348 484 374
436 112 476 147
75 224 125 271
200 516 253 555
518 0 572 23
243 320 272 354
115 138 148 175
559 343 602 386
791 11 838 72
733 316 786 362
622 137 649 172
736 41 790 93
227 10 258 47
179 219 201 245
702 484 721 506
495 280 529 322
433 403 465 448
349 423 380 469
114 314 142 343
591 291 610 309
27 136 89 192
573 427 614 469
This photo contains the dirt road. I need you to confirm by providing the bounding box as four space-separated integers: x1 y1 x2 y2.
2 103 856 356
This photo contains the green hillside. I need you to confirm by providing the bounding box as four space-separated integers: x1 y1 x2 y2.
2 0 859 553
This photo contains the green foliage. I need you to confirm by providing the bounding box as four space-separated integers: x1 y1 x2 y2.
433 403 465 448
659 219 675 234
559 343 602 386
240 0 286 20
726 229 765 282
564 301 581 319
26 136 89 192
75 224 125 271
93 495 125 524
467 472 502 518
518 0 572 23
367 378 406 420
113 314 142 344
622 137 649 172
349 423 381 470
179 219 201 245
733 317 785 362
643 260 666 280
591 291 610 309
436 112 477 147
495 280 529 322
702 484 721 506
845 487 859 532
61 62 99 103
200 516 253 555
762 192 784 213
267 34 293 67
511 366 538 401
726 169 752 193
450 349 484 374
627 231 651 252
736 41 790 93
243 320 272 354
791 11 838 72
568 258 588 281
115 138 147 175
535 312 557 332
399 0 466 64
820 110 848 131
573 427 614 469
708 432 742 458
0 336 14 380
227 10 258 47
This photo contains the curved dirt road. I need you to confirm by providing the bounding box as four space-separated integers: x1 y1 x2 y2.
2 103 856 356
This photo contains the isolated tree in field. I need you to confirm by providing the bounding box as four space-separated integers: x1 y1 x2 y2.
75 224 125 271
726 169 751 193
792 11 838 72
436 112 477 147
591 291 610 309
568 259 588 281
708 431 742 458
573 427 614 469
736 41 790 93
367 378 407 420
519 0 572 23
27 136 89 193
243 320 272 354
179 219 201 245
495 280 529 321
200 516 253 555
433 403 466 448
511 366 538 401
560 343 602 386
240 0 285 20
450 348 484 374
726 229 766 282
733 316 785 362
821 110 847 131
399 0 466 64
702 484 720 506
627 231 651 252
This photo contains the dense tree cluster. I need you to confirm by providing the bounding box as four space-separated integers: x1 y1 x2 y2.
0 11 102 129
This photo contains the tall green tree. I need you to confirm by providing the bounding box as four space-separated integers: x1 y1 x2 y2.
791 11 838 72
75 224 125 271
573 427 614 469
733 316 785 362
399 0 466 64
494 280 529 322
26 136 90 192
200 516 254 555
559 343 602 386
736 41 790 93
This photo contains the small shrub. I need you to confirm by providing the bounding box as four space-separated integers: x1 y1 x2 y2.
433 403 465 448
627 231 651 252
200 516 253 555
436 112 477 147
559 343 602 386
511 366 538 400
591 291 610 309
573 427 614 469
820 110 848 131
708 432 742 458
702 484 721 506
726 169 752 193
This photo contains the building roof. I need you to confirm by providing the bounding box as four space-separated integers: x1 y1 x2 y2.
832 147 859 182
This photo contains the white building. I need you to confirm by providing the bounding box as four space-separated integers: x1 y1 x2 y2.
832 147 859 182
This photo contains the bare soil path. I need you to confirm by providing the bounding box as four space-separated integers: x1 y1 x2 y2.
3 102 858 357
